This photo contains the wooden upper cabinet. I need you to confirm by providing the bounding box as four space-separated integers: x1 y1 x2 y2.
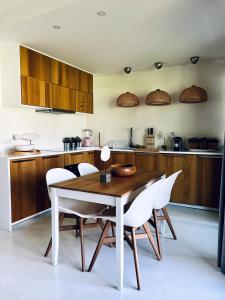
21 75 52 107
76 91 93 114
19 45 93 112
20 46 52 82
51 84 76 111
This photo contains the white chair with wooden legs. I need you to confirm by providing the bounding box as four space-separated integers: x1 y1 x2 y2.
88 182 162 290
78 163 99 176
150 170 182 257
44 168 108 272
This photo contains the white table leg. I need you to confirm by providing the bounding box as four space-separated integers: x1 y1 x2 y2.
116 197 124 291
51 188 59 265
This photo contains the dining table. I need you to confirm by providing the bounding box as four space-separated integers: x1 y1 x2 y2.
50 169 164 290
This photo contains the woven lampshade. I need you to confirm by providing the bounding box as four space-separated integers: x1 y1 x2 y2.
116 92 140 107
145 89 171 105
179 85 207 103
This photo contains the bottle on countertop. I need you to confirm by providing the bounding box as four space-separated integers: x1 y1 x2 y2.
145 128 155 149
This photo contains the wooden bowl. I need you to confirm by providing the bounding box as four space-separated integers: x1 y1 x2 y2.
110 164 136 177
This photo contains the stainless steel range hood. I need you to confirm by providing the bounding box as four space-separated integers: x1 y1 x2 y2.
35 108 75 114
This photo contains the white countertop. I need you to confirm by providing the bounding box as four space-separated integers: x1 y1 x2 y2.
0 147 222 160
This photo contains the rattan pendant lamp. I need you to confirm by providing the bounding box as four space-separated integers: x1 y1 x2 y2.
145 62 171 106
116 67 140 107
179 57 208 103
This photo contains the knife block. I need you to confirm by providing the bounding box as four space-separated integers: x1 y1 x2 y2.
145 135 155 149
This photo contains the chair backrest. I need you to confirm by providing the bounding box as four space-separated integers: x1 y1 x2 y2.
78 163 99 176
153 170 182 210
46 168 76 200
123 179 165 228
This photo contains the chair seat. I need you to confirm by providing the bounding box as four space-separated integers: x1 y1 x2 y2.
58 197 108 218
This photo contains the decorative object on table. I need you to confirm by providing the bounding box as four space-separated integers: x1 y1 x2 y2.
145 89 171 106
100 146 111 183
171 136 183 151
179 56 207 103
110 164 137 177
82 129 93 147
145 62 171 106
145 128 155 149
14 132 40 152
129 127 134 148
188 137 219 151
116 67 140 107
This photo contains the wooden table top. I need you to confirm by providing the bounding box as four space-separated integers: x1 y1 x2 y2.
50 170 163 197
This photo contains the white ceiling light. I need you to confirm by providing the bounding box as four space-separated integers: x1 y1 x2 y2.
96 11 106 16
52 24 61 29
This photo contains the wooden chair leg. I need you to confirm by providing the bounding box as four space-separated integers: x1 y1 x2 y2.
143 222 161 261
162 207 177 240
97 218 114 248
152 209 162 257
44 212 64 257
79 217 85 272
131 228 141 290
88 221 111 272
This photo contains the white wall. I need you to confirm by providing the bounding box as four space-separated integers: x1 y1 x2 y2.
88 60 225 147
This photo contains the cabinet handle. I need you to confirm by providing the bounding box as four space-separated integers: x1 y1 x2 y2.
135 153 156 156
198 155 222 159
43 155 60 159
11 158 35 163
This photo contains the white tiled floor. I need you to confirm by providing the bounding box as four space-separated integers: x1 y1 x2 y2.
0 206 225 300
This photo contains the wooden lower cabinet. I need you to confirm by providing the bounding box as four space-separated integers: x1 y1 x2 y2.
158 154 198 205
197 156 222 208
10 157 43 222
111 152 134 165
94 151 134 170
64 151 94 166
134 153 159 171
10 154 65 222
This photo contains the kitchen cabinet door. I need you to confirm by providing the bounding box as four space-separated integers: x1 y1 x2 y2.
21 75 52 107
134 153 159 171
84 152 94 165
51 84 76 111
41 155 65 209
20 46 52 83
10 157 43 222
64 152 85 166
75 91 93 114
197 156 222 208
94 151 112 171
158 154 198 205
111 152 134 165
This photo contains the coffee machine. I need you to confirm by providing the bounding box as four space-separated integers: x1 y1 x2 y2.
172 137 182 151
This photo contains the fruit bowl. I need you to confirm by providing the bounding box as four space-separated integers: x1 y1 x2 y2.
110 164 136 177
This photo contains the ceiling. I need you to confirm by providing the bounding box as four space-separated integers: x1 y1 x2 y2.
0 0 225 74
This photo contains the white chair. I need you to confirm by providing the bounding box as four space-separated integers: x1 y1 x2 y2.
88 181 162 290
78 162 99 176
44 168 108 272
150 170 182 257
